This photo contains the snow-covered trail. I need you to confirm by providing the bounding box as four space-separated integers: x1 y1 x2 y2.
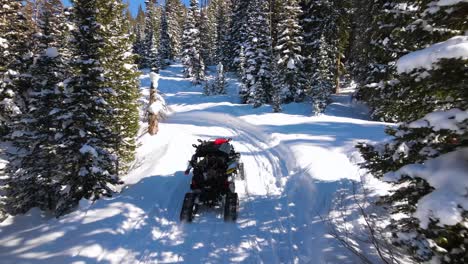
0 64 390 264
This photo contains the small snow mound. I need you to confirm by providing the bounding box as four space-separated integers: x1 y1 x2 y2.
45 47 59 58
396 35 468 73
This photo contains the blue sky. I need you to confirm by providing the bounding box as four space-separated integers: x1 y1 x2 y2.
62 0 190 17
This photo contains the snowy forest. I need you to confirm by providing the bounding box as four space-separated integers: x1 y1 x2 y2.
0 0 467 263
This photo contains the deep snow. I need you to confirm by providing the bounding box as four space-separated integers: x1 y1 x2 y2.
0 64 392 264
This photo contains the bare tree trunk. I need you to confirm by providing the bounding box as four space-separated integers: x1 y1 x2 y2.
335 55 341 94
115 126 120 176
148 82 159 135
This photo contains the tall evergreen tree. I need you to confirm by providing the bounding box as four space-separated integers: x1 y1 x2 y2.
352 1 467 122
158 7 171 68
227 0 249 73
309 34 334 114
132 5 146 67
0 1 34 135
301 0 345 111
143 0 161 71
99 0 140 170
357 1 468 262
199 5 214 65
3 0 68 214
274 0 306 103
351 1 415 114
51 0 121 216
346 0 375 85
213 0 230 66
182 0 205 84
241 0 273 107
213 62 227 94
166 0 185 59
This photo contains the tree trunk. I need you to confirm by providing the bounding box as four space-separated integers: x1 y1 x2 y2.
335 55 341 94
148 83 159 135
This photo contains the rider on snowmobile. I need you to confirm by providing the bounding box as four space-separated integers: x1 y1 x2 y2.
184 138 237 189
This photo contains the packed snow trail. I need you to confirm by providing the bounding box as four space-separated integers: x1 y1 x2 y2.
0 64 390 263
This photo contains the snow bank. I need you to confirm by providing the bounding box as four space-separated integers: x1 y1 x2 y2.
408 108 468 133
396 36 468 73
384 148 468 228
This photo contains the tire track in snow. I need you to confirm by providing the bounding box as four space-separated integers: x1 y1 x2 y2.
134 178 187 264
234 128 299 263
137 66 300 263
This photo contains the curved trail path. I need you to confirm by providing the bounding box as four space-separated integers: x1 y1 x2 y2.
0 64 389 264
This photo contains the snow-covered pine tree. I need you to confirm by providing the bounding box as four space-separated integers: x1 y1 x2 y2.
227 0 249 73
132 5 146 67
158 7 171 68
309 34 334 114
143 0 161 71
204 0 218 65
147 33 160 72
181 0 205 85
203 80 212 96
98 0 140 171
357 105 468 263
330 0 351 93
301 0 326 75
346 0 374 86
357 2 468 262
52 0 122 217
213 62 227 94
3 0 68 215
165 0 185 59
241 0 273 107
199 4 214 65
351 1 416 117
213 0 230 66
360 1 467 122
274 0 306 103
301 0 347 111
0 0 34 135
238 45 246 79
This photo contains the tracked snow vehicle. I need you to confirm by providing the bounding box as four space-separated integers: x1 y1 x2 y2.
180 138 244 222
